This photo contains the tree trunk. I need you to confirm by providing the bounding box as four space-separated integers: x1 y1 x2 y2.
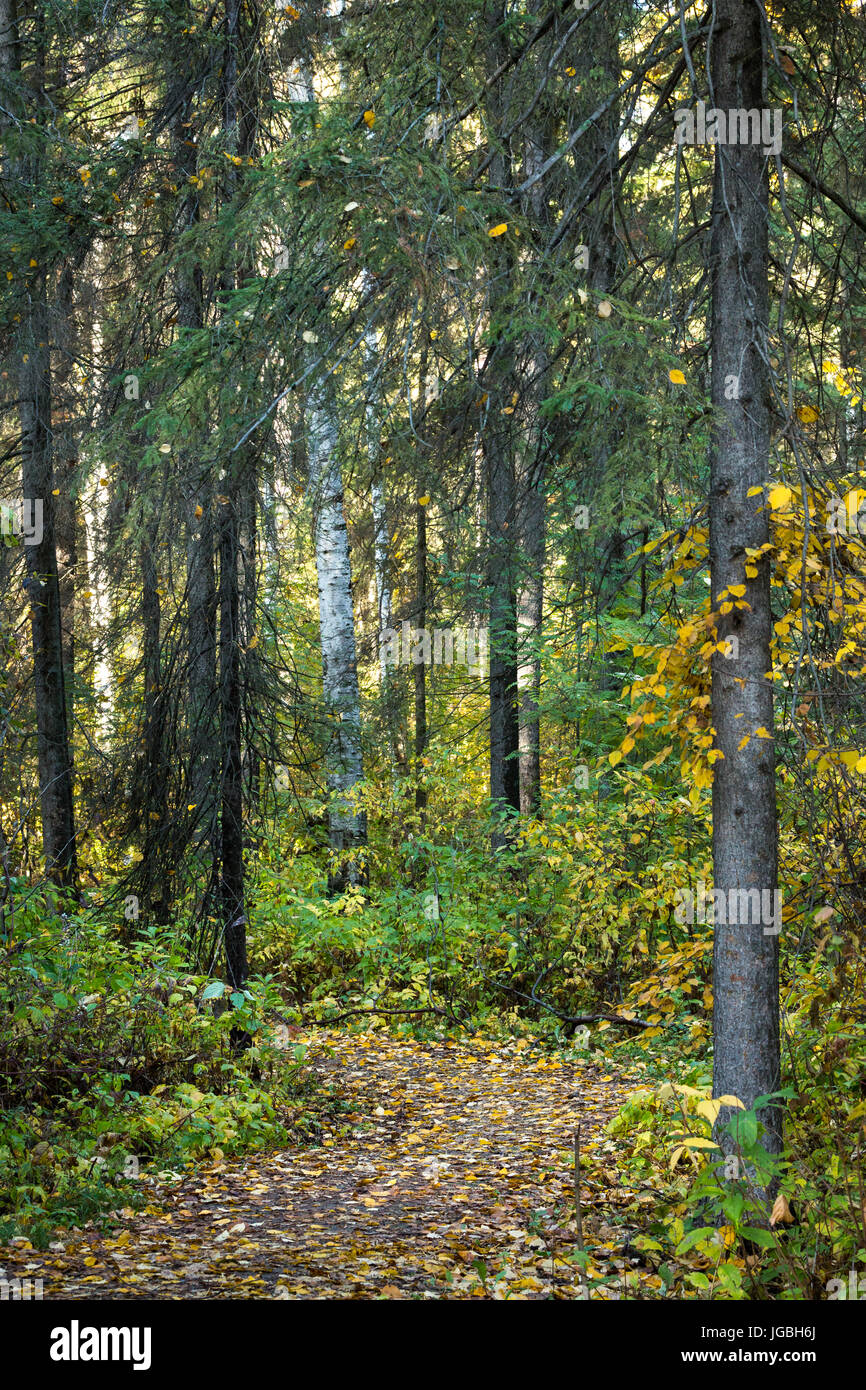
214 0 251 992
173 18 216 830
2 7 78 889
53 262 79 734
20 292 78 891
414 498 427 817
217 494 247 989
365 311 406 770
708 0 781 1193
487 416 520 831
307 381 367 891
371 475 393 682
484 2 520 838
516 108 555 819
140 526 170 923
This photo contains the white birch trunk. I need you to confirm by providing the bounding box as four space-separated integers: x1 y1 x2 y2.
307 381 367 884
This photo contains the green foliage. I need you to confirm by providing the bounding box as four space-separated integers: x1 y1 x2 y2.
0 900 317 1246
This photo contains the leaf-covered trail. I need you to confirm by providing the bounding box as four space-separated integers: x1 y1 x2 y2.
2 1033 655 1300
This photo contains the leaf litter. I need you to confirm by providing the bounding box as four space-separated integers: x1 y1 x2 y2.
0 1031 658 1299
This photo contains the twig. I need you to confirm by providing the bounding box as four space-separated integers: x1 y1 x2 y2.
574 1126 585 1252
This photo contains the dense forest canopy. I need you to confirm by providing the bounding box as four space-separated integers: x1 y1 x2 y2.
1 0 866 1311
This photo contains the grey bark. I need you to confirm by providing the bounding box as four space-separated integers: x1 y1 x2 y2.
708 0 781 1192
2 0 77 889
484 2 520 836
516 112 554 818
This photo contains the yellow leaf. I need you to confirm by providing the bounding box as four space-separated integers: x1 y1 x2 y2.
194 504 203 518
796 404 819 424
343 237 356 249
747 485 763 497
363 110 376 128
488 223 508 237
668 368 686 385
754 726 772 739
768 485 792 510
417 495 430 506
608 749 623 767
737 735 750 751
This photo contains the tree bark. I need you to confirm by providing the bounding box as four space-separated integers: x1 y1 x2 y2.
214 0 252 991
2 3 77 890
140 525 170 923
484 1 520 838
708 0 781 1192
516 106 555 818
414 498 427 817
365 310 406 770
307 380 367 891
172 54 217 827
53 262 79 734
218 494 247 989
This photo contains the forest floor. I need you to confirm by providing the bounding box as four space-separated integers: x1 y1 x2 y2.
0 1031 662 1300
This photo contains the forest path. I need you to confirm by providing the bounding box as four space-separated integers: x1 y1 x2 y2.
1 1031 653 1300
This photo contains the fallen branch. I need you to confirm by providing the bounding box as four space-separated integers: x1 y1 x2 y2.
312 1004 475 1030
565 1010 654 1030
477 965 657 1030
